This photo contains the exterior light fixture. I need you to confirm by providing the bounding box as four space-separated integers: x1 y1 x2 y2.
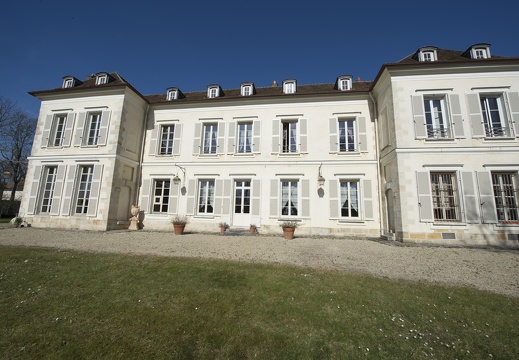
173 164 186 185
317 163 325 187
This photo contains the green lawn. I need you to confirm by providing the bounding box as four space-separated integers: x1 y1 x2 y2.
1 246 517 359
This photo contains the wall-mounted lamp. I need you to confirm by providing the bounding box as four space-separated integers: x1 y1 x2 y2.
317 163 325 187
172 164 186 185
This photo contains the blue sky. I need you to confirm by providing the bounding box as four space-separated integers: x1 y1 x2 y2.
2 0 518 116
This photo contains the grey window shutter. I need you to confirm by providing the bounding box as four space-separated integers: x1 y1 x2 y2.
74 112 86 146
186 179 197 215
412 95 427 138
329 118 337 152
461 172 478 223
173 123 182 155
271 120 280 153
26 165 42 215
357 116 368 152
193 123 201 155
299 118 308 153
329 180 339 218
140 179 151 214
227 121 236 153
477 172 498 223
148 124 159 155
167 181 180 214
507 92 519 137
252 179 261 216
62 113 76 147
253 120 261 153
363 179 374 220
41 115 53 148
449 94 465 138
97 110 111 146
217 121 225 154
301 179 310 218
467 94 485 138
269 179 279 217
49 165 66 215
214 179 224 215
86 165 103 217
416 171 434 222
222 179 232 216
61 166 77 215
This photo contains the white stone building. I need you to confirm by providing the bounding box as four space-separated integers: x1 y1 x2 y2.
20 44 519 245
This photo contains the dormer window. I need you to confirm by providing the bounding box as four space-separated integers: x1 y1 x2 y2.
463 43 491 59
95 73 109 85
166 88 178 101
417 47 438 62
336 75 352 91
207 85 220 98
62 76 81 89
283 80 296 94
241 82 255 96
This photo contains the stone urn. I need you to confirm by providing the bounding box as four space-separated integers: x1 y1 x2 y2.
129 205 140 230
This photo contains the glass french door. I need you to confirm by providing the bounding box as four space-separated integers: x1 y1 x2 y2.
233 180 251 227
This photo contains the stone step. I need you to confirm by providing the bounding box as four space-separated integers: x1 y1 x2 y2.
221 228 257 236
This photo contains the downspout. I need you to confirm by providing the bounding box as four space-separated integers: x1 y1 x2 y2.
135 103 150 206
369 91 384 238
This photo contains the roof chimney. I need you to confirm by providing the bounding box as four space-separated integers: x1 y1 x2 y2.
271 80 278 87
356 76 361 82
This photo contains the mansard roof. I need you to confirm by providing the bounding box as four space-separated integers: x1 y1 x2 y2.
397 47 505 64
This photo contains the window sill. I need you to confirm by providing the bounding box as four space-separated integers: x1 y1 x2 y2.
482 137 516 142
334 151 361 156
233 152 255 157
193 215 215 220
496 222 519 229
277 153 301 157
337 219 365 224
198 154 219 158
423 137 456 142
431 222 467 229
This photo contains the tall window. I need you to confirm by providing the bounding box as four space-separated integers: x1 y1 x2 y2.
431 173 459 221
39 167 57 213
282 121 297 153
338 119 356 152
281 180 298 216
340 180 359 218
86 113 102 145
75 166 94 214
237 123 252 153
480 96 509 137
152 180 170 213
198 180 215 214
51 115 67 146
424 98 449 138
159 125 175 155
492 173 519 223
202 124 218 154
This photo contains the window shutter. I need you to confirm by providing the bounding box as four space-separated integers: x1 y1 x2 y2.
467 94 485 138
148 124 159 155
269 179 279 217
416 171 434 222
363 179 374 220
329 118 337 152
140 179 151 214
186 179 196 215
252 179 261 216
299 118 308 153
49 165 66 215
214 179 224 215
449 94 465 138
167 182 180 214
86 165 103 217
173 123 182 155
97 110 111 146
61 166 77 215
477 172 498 223
222 179 232 216
217 121 225 154
62 113 76 147
227 121 236 153
26 165 42 215
193 123 201 155
357 116 368 152
301 179 310 218
74 112 86 146
271 120 280 153
506 92 519 137
412 95 427 139
461 172 479 223
41 115 53 148
253 120 261 153
329 180 339 218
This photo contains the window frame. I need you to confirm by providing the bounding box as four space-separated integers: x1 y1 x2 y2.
63 79 73 88
423 96 451 139
241 85 252 96
280 179 299 218
480 94 510 138
208 86 219 98
202 123 218 154
95 74 108 85
491 172 519 223
337 118 357 152
339 179 360 219
339 79 350 91
197 179 215 215
74 165 94 215
236 122 253 153
283 80 296 94
281 120 298 153
152 179 171 214
39 166 58 214
50 114 68 147
85 112 102 146
159 125 175 155
167 89 178 101
430 172 460 222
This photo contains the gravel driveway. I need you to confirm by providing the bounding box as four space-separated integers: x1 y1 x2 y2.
1 227 518 298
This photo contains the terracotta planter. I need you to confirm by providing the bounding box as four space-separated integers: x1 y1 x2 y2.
220 226 226 233
282 227 295 240
173 224 185 235
249 226 256 233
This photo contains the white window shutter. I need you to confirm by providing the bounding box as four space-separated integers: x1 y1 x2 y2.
41 115 53 148
74 112 86 146
299 118 308 153
61 166 77 216
26 165 42 215
301 179 310 218
217 121 225 154
269 179 279 217
214 179 224 215
222 180 232 216
49 165 66 215
461 172 479 223
227 121 236 153
148 124 159 155
477 172 498 223
62 113 76 147
86 165 103 217
97 110 111 146
329 118 337 152
271 120 280 153
186 179 197 215
363 179 374 220
252 179 261 216
416 172 434 222
412 95 427 139
449 94 465 138
173 123 182 155
357 116 368 152
329 180 339 219
167 181 180 214
193 123 201 155
506 92 519 137
140 179 151 214
253 120 261 153
467 94 485 138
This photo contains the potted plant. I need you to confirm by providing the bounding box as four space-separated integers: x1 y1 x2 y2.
219 222 229 233
171 215 189 235
249 224 257 233
280 221 299 240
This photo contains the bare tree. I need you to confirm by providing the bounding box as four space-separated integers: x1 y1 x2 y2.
0 96 17 129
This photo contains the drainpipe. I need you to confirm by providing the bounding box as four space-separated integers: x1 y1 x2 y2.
135 103 150 206
369 91 384 238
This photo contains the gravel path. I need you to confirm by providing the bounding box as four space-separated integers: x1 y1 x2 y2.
1 227 518 298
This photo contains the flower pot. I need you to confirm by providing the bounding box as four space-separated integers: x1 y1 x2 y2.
220 226 226 233
282 227 295 240
173 224 185 235
249 226 256 233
